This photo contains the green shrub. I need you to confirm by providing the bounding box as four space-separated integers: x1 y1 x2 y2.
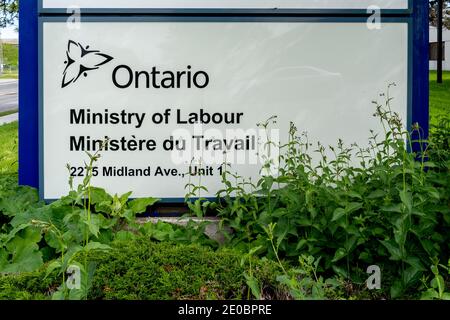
0 268 58 300
0 238 284 300
87 239 282 300
216 89 450 299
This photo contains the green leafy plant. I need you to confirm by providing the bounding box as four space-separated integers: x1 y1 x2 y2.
184 159 218 218
263 223 339 300
0 225 43 273
421 258 450 300
276 255 340 300
216 86 450 299
240 245 263 300
1 147 161 299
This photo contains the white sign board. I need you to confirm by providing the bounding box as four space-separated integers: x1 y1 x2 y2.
42 0 409 10
42 21 408 200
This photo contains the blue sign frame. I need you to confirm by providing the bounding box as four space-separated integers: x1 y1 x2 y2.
37 0 414 16
20 0 429 203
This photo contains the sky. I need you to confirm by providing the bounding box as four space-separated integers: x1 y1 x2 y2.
1 25 18 39
1 20 18 40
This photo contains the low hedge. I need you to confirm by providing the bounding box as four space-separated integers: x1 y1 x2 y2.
0 238 284 300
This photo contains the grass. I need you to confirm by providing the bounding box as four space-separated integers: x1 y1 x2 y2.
0 73 18 80
0 109 18 117
429 71 450 125
2 44 18 69
0 121 18 175
1 43 18 79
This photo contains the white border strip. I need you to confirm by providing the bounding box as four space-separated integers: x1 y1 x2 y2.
42 0 409 10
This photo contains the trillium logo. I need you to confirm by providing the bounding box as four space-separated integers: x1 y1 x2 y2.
62 40 114 88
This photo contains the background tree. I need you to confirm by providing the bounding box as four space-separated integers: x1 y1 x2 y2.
0 0 18 28
430 0 450 28
430 1 446 83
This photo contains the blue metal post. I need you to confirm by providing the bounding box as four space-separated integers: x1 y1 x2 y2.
18 0 39 188
412 0 430 142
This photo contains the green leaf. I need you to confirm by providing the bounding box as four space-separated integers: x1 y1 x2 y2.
295 217 312 227
45 231 67 253
119 191 133 204
51 289 66 300
97 229 113 244
244 273 261 300
332 208 346 222
61 245 83 271
84 241 111 252
95 201 113 214
45 260 62 278
0 248 8 270
82 214 102 238
381 204 402 213
404 256 425 272
421 288 439 300
97 213 116 229
332 248 347 263
332 265 349 279
152 222 174 241
425 187 440 201
431 275 445 296
399 189 413 214
403 265 422 287
420 239 438 256
11 204 68 232
343 236 358 253
332 203 362 222
122 209 136 222
390 280 404 299
346 191 362 200
370 227 385 236
115 230 136 241
346 202 363 214
358 251 371 262
411 210 426 217
0 223 31 246
0 186 39 217
23 226 43 243
248 245 263 256
296 239 307 250
89 187 113 205
2 234 43 273
380 240 403 261
366 189 386 199
393 215 409 249
431 264 439 276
